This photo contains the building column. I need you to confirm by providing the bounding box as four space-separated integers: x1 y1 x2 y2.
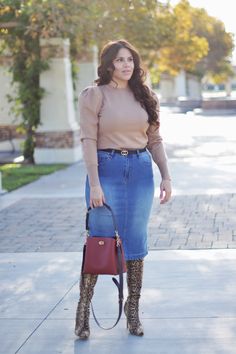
75 46 98 123
174 69 187 98
34 38 81 164
0 52 25 152
159 73 175 103
225 79 232 97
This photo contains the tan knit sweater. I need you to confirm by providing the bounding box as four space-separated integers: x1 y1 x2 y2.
79 84 170 187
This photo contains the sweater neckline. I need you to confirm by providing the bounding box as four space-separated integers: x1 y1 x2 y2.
106 84 131 91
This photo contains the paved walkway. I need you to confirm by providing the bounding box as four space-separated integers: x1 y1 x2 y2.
1 109 236 252
1 109 236 353
0 186 236 252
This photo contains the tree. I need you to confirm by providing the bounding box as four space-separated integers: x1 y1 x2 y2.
191 7 234 82
1 0 234 164
0 0 88 163
76 0 174 60
156 0 209 76
154 0 234 82
0 0 175 163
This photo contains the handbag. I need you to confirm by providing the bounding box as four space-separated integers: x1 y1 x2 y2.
82 203 126 275
81 202 127 330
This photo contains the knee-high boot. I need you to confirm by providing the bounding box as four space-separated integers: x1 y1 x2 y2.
124 259 144 336
74 273 98 339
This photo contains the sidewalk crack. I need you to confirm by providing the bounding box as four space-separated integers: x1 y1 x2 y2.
14 278 79 354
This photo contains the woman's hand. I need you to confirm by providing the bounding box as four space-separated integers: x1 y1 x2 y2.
160 179 172 204
90 185 106 208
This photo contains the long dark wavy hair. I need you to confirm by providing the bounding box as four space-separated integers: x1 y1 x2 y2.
95 39 159 126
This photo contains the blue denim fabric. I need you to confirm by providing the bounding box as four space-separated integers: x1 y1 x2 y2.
85 150 155 260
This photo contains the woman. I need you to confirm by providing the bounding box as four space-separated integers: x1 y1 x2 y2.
75 39 172 339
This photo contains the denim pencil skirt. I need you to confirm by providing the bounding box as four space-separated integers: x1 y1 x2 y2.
85 149 155 260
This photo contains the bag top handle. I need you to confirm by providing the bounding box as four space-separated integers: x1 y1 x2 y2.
85 202 119 236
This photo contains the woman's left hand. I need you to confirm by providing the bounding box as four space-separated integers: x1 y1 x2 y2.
160 179 172 204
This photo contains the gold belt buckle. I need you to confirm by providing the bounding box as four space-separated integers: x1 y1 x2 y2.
121 149 128 156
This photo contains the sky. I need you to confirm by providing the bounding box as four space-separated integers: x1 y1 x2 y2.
170 0 236 64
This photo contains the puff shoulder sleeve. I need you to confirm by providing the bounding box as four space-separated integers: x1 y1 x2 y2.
79 86 103 141
146 91 171 180
79 86 103 187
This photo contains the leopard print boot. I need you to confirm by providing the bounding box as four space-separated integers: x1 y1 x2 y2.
124 259 144 336
74 273 98 339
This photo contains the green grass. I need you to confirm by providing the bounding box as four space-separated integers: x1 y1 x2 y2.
0 163 67 192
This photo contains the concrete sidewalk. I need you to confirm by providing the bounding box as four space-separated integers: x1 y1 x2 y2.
1 110 236 353
1 250 236 354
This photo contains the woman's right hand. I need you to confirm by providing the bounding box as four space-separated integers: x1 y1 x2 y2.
90 185 106 208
